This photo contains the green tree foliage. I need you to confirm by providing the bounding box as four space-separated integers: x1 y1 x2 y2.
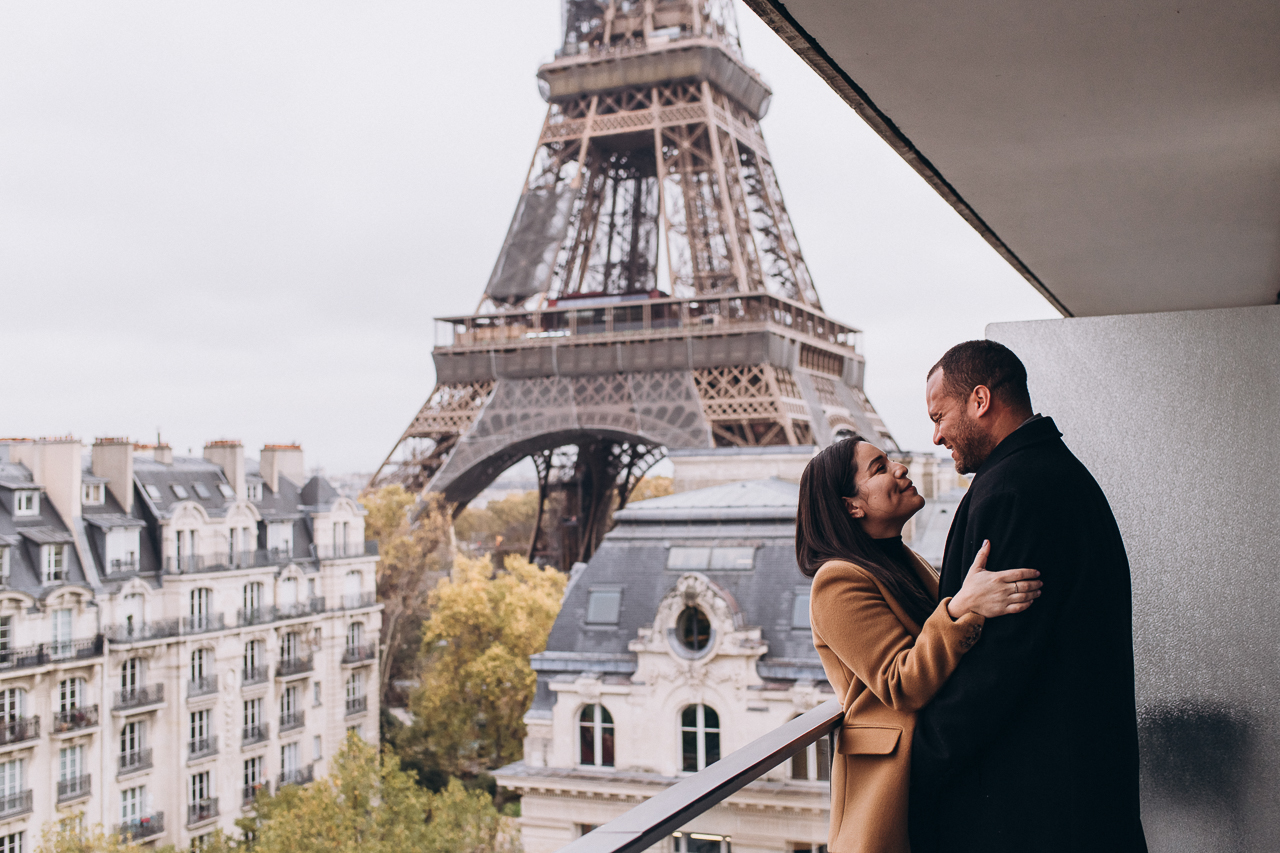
453 491 543 556
628 475 674 503
240 734 519 853
402 552 566 777
360 485 454 705
34 823 233 853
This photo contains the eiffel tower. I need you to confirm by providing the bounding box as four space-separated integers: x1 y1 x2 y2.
374 0 896 565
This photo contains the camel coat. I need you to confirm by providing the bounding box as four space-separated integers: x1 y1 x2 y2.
810 551 984 853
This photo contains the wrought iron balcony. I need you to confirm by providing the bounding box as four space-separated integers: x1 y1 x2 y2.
237 606 277 626
242 665 270 686
188 675 218 698
186 797 219 827
0 636 104 671
118 748 153 775
316 541 378 559
341 642 376 664
113 684 163 710
561 700 842 853
0 790 32 820
0 716 39 746
242 781 270 807
344 695 368 717
117 812 163 841
188 735 218 760
279 710 305 732
278 764 314 789
53 704 99 733
109 557 137 573
276 655 313 678
57 774 91 803
182 613 225 634
105 620 179 642
341 592 377 610
242 723 269 745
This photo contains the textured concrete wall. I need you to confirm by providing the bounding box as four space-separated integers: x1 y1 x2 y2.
988 305 1280 852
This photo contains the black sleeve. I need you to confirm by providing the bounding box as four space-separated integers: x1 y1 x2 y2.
910 488 1076 801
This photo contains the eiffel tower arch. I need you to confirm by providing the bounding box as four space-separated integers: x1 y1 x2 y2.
374 0 897 564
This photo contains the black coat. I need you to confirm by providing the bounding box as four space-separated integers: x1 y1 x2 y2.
908 416 1147 853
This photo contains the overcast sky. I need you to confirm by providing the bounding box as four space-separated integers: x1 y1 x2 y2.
0 1 1058 476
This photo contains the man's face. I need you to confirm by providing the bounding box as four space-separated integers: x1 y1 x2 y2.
926 369 995 475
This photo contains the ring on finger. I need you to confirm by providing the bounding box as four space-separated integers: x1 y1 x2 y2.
1013 581 1020 594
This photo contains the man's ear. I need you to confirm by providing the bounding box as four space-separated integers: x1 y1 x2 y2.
842 496 865 519
970 384 993 418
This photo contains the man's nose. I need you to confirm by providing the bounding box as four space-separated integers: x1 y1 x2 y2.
932 423 944 445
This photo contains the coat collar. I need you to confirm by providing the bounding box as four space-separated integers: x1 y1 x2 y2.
971 415 1062 485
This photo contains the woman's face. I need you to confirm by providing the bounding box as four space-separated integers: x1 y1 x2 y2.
843 442 927 538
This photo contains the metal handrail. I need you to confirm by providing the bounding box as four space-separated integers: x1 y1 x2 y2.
117 812 163 840
561 699 842 853
113 684 164 710
242 723 269 745
118 748 153 775
0 790 33 820
276 655 313 678
53 705 99 733
341 643 376 664
188 675 218 697
188 736 218 759
243 665 270 685
0 716 39 746
0 636 104 670
279 710 305 732
344 696 368 717
341 592 377 610
106 621 179 642
186 797 219 826
278 764 314 788
57 774 91 802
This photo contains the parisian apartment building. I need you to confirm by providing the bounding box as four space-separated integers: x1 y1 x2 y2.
0 436 381 852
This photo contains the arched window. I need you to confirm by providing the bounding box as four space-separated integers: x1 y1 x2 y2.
578 704 615 768
680 704 720 772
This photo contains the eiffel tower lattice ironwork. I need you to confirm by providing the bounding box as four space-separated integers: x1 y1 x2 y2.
373 0 896 565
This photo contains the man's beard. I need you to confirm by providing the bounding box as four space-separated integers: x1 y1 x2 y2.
950 411 998 475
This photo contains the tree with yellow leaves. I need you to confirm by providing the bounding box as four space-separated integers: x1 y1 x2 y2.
403 552 566 777
240 734 519 853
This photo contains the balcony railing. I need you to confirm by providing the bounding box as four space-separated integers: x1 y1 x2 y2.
562 700 842 853
341 643 377 664
53 704 99 733
242 781 270 807
341 592 377 610
57 774 91 803
278 764 314 789
109 557 138 573
242 665 270 686
0 636 104 671
345 695 368 717
113 684 164 710
186 798 219 827
315 541 379 560
279 710 305 732
276 598 325 620
117 812 163 841
118 748 153 775
0 790 32 820
237 606 277 626
105 620 179 642
188 735 218 760
188 675 218 698
0 716 40 746
168 548 300 574
182 613 225 634
242 723 269 745
276 655 313 678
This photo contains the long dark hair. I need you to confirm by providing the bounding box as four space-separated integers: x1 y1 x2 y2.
796 437 936 626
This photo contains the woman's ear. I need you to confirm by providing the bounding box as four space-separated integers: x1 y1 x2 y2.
842 496 865 519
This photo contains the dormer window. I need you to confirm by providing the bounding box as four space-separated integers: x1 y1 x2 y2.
170 484 189 500
246 482 262 501
217 484 235 499
13 491 38 517
81 483 104 505
192 482 211 500
44 544 66 583
144 484 162 501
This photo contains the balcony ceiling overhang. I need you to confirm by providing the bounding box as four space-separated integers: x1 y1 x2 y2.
745 0 1280 317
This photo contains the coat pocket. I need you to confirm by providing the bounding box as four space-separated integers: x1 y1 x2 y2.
837 725 902 755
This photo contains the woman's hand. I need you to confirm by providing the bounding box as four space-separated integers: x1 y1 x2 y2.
946 540 1042 619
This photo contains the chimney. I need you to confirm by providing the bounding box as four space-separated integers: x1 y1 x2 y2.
259 444 304 494
92 437 135 513
203 440 245 499
153 443 173 465
10 436 84 524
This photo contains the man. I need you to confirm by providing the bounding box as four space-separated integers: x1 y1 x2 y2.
908 340 1146 852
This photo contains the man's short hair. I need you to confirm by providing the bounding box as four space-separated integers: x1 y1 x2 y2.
928 340 1033 412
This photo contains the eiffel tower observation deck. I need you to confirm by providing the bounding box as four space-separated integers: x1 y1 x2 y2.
375 0 896 565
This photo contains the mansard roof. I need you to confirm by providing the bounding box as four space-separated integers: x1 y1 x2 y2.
133 455 235 519
0 467 89 594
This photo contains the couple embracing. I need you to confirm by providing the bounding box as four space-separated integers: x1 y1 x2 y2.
798 341 1147 853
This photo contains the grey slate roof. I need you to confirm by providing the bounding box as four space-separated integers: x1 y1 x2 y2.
0 462 88 595
536 478 823 711
133 456 235 519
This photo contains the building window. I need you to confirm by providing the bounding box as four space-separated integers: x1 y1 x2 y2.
51 609 73 657
281 742 299 775
171 484 189 500
43 545 66 583
345 622 363 653
281 686 299 715
0 618 8 654
0 548 8 585
13 492 38 517
0 688 26 721
792 588 811 629
676 607 711 653
666 546 756 571
344 673 364 712
143 484 162 502
279 578 299 611
243 582 263 612
267 522 292 554
192 482 211 500
313 682 322 706
192 833 212 851
246 482 262 502
191 648 210 681
190 587 211 617
58 745 83 785
120 721 144 759
82 483 104 505
673 832 730 852
217 484 235 500
120 786 144 824
189 771 211 807
312 735 322 762
244 757 264 793
58 678 85 712
244 698 262 729
282 632 299 661
190 710 211 749
121 658 141 695
680 705 720 772
0 759 24 799
578 704 615 768
0 832 22 853
244 640 263 675
790 730 831 782
585 589 622 625
343 571 362 607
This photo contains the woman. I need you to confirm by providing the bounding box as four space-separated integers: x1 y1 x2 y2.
798 437 1041 853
